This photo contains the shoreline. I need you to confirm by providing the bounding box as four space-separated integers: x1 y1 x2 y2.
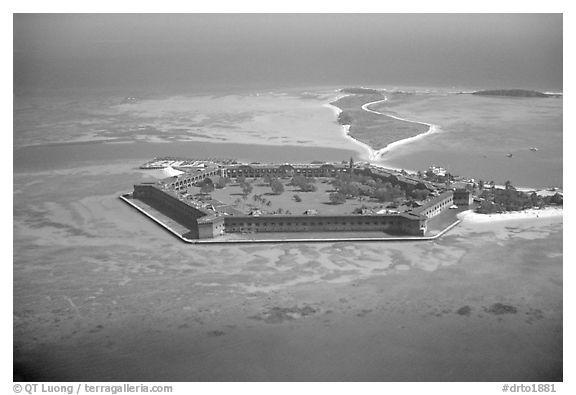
457 207 563 224
322 97 379 161
320 89 561 192
360 98 441 159
327 95 440 163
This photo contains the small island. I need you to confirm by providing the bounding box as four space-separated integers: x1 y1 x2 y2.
470 89 561 98
330 90 429 151
340 87 382 94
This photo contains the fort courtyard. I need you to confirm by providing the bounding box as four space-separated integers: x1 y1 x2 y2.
188 177 387 216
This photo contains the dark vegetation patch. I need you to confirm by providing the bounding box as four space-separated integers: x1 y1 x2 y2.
471 89 554 98
429 308 451 317
341 87 381 94
525 307 545 324
456 306 472 316
89 324 104 333
206 330 225 337
484 303 518 315
356 309 372 317
249 305 318 324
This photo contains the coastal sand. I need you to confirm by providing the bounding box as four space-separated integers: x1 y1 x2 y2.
14 93 364 156
459 207 563 224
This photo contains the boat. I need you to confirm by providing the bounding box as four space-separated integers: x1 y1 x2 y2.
530 147 539 151
506 153 513 158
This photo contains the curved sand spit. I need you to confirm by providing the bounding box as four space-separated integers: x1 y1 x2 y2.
361 98 441 160
325 95 440 162
323 97 380 161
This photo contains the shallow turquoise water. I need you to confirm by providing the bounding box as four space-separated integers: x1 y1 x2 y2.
372 93 562 188
13 88 563 382
13 88 562 189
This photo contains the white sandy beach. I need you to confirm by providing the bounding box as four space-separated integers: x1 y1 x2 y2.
458 207 563 224
322 97 377 161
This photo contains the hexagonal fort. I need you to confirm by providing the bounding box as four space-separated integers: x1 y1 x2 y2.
121 158 472 242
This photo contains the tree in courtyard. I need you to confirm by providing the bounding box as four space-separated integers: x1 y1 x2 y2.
262 174 272 185
478 180 485 190
289 175 306 187
237 175 246 185
373 187 392 202
241 182 253 197
410 188 429 201
504 180 513 190
329 192 346 204
216 177 229 189
373 183 405 202
270 178 285 195
365 178 377 188
293 194 302 202
357 184 374 197
252 195 269 208
233 197 244 210
302 183 317 192
200 182 215 195
339 182 360 198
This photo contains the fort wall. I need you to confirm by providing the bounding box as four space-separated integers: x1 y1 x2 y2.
164 162 435 195
222 213 426 236
168 167 223 191
412 191 454 218
133 183 208 230
198 216 226 239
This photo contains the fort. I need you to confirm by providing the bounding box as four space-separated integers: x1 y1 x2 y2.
120 158 472 243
